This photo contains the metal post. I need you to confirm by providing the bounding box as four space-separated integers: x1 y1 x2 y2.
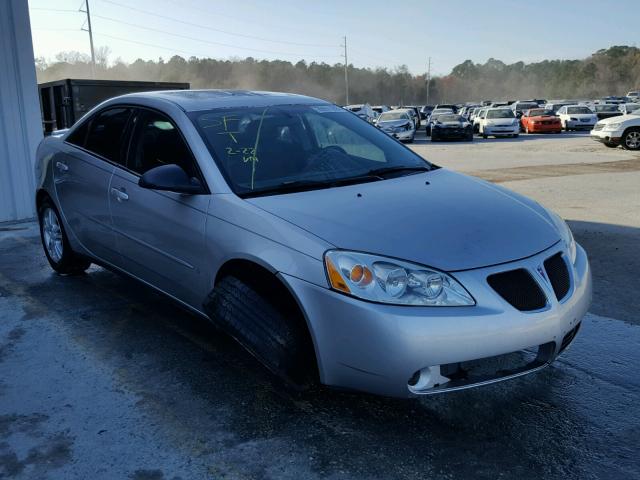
342 36 349 105
81 0 96 78
426 57 431 105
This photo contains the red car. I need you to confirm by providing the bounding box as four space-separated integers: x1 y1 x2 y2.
520 108 562 133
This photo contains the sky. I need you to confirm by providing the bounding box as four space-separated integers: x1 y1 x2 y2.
29 0 640 76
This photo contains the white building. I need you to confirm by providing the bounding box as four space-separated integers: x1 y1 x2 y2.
0 0 42 223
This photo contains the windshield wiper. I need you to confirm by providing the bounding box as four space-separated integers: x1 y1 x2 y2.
365 165 431 178
240 174 383 198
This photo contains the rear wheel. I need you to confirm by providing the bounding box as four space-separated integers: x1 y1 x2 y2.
38 198 91 275
206 274 316 388
622 128 640 150
604 142 618 148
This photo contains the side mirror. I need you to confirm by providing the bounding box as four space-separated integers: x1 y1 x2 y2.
139 164 204 195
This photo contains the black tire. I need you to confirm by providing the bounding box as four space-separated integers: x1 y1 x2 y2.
466 133 474 142
38 197 91 275
205 275 316 388
621 128 640 151
431 134 438 142
482 134 488 139
604 142 618 148
513 134 519 138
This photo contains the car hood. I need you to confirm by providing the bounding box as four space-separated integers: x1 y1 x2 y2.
598 113 639 124
247 169 560 271
529 115 558 120
485 118 516 124
379 119 411 128
435 121 466 127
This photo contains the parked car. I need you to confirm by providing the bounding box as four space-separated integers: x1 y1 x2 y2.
520 108 562 134
626 91 640 102
401 106 422 128
434 103 458 113
557 105 597 131
600 96 627 105
544 101 573 114
430 114 474 142
618 103 640 115
372 105 391 115
426 108 455 135
345 103 376 123
472 107 489 133
511 101 539 117
594 104 623 120
591 109 640 150
376 110 415 142
34 89 591 397
489 101 509 108
419 105 434 119
478 108 520 138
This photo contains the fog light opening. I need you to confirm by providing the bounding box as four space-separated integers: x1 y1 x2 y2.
407 366 450 393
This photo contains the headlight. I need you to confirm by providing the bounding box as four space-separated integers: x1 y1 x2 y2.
324 250 475 306
548 211 576 264
604 122 622 130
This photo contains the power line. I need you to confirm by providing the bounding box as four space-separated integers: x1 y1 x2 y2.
91 13 341 59
98 0 338 48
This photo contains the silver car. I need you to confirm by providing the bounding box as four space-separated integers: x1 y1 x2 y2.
375 110 416 142
35 90 592 398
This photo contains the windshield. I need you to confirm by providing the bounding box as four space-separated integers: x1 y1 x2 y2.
190 105 431 197
567 107 592 114
515 103 538 111
595 105 619 112
379 111 409 121
437 115 463 122
486 109 515 119
528 109 554 116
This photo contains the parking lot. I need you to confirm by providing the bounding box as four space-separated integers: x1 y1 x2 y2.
1 131 639 479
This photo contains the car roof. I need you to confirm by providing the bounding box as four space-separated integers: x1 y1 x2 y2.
117 89 329 112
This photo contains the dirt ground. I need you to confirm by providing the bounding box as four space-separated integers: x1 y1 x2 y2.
0 131 638 479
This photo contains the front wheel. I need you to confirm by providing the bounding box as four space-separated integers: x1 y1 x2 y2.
622 128 640 150
206 275 316 388
38 198 91 275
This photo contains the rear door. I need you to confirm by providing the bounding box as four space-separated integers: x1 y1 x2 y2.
56 107 133 263
108 108 210 307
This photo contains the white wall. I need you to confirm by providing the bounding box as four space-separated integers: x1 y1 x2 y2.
0 0 42 223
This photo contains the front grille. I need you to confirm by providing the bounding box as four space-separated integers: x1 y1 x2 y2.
544 253 571 301
487 269 547 311
559 323 581 353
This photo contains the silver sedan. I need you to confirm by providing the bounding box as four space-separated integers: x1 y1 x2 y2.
35 90 592 398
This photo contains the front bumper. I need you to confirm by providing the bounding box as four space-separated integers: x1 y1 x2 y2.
590 127 623 145
484 125 520 136
283 243 592 398
432 127 470 139
566 120 596 130
527 122 562 133
382 128 414 141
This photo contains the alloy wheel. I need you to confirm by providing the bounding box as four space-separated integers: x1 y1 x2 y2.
625 131 640 150
42 207 63 263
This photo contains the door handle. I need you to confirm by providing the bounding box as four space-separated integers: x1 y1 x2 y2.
55 161 69 172
110 187 129 202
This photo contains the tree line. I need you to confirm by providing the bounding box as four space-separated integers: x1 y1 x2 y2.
36 45 640 105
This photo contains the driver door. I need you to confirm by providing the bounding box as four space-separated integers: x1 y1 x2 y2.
109 108 210 308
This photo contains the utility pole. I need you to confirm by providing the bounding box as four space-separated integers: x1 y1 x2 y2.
426 57 431 105
80 0 96 78
341 35 349 105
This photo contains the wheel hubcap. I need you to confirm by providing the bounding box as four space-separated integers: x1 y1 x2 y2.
626 132 640 149
42 207 63 263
